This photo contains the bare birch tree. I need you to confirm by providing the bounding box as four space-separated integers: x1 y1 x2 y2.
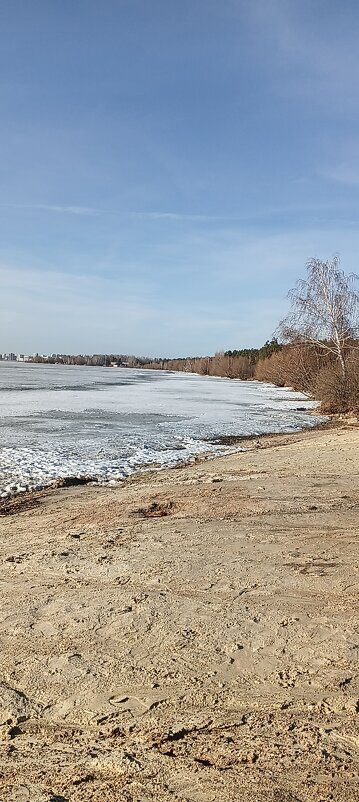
278 257 359 377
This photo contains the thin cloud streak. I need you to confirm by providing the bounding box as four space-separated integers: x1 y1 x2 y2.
4 203 353 225
130 211 228 222
5 204 102 216
320 166 359 187
3 206 239 223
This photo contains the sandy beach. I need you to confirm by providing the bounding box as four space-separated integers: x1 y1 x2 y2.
0 422 358 801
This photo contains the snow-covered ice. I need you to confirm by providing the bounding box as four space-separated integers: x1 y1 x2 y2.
0 363 325 497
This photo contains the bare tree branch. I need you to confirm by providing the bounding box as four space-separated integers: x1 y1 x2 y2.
277 257 359 377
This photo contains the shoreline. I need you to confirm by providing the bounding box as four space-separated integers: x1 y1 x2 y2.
0 414 333 516
0 368 322 505
0 419 359 799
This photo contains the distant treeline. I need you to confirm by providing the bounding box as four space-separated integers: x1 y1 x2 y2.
29 341 281 375
141 339 281 378
30 354 150 367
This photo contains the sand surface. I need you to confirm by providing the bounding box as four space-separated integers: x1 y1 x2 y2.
0 424 358 801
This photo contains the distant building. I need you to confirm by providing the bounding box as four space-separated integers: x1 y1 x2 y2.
0 352 26 361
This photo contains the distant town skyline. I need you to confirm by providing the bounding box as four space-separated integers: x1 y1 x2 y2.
1 1 359 356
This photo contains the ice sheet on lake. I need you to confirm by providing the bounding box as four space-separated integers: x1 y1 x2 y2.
0 363 325 497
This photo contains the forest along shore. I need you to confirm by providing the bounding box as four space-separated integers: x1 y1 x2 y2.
0 423 358 801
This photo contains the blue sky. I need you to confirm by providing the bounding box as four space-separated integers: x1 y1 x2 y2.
1 0 359 356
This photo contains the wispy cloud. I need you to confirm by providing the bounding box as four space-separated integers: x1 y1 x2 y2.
130 211 232 222
4 203 348 225
5 204 102 216
320 165 359 187
5 206 235 223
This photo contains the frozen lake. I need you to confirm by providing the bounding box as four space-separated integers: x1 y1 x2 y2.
0 363 323 496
